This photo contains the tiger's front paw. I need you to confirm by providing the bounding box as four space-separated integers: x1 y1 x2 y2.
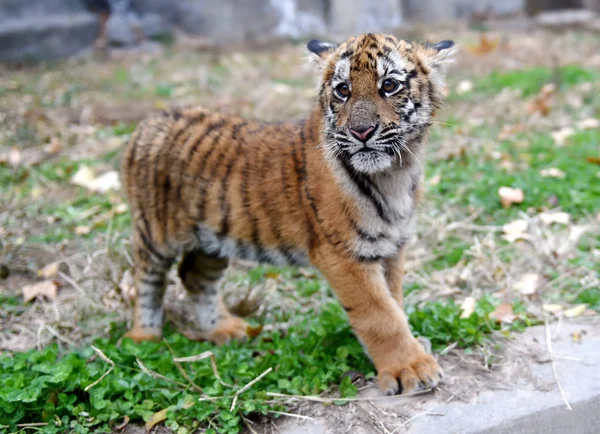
183 315 248 345
376 341 442 396
124 327 162 343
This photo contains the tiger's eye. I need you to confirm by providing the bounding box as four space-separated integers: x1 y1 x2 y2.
382 78 400 94
336 83 350 98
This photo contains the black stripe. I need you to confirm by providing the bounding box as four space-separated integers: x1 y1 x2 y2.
351 219 385 242
140 275 165 285
137 225 168 264
218 122 246 236
355 253 385 262
197 127 230 221
338 153 391 224
172 112 207 147
297 122 343 248
125 131 141 172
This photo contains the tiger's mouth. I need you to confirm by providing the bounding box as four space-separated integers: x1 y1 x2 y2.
353 147 380 154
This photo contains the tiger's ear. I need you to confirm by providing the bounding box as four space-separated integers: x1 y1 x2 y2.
307 39 337 60
422 40 457 73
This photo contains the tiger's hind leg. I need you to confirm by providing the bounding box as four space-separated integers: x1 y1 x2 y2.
125 229 174 342
176 249 247 344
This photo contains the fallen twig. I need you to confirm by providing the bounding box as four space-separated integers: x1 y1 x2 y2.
174 350 233 388
85 346 115 392
265 387 432 403
267 410 313 420
230 367 273 411
390 396 453 433
163 339 204 393
136 358 188 390
545 321 572 411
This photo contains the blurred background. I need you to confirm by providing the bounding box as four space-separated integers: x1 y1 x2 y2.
0 0 599 60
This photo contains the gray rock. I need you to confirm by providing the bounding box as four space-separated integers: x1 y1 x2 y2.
582 0 600 13
330 0 403 36
536 8 598 28
141 13 170 38
106 13 141 46
406 0 525 22
130 0 183 25
526 0 584 16
271 0 328 38
0 0 86 22
180 0 280 43
0 13 98 62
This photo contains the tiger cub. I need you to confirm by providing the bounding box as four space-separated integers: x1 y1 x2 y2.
121 33 455 395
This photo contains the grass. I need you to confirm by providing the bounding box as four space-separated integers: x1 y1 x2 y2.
427 129 600 222
0 296 528 433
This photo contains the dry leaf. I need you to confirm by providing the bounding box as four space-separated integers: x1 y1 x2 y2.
114 203 128 214
145 408 168 431
515 273 540 295
71 165 121 193
115 416 130 431
44 137 61 154
428 174 441 186
502 219 529 243
586 156 600 165
577 118 599 130
119 269 136 302
540 167 566 178
23 280 59 302
456 80 473 95
563 304 587 318
246 323 264 338
543 304 563 313
527 83 555 117
37 262 60 279
71 165 96 187
74 226 91 235
490 303 515 323
571 330 582 343
460 297 476 319
498 124 525 140
9 147 21 166
466 34 498 55
551 127 574 146
539 211 570 225
498 187 524 208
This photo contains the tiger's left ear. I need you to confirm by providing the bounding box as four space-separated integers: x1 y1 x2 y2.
423 40 457 73
307 39 337 60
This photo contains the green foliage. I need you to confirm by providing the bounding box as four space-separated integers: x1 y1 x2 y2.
575 288 600 311
427 129 600 222
0 296 525 433
472 65 598 97
407 296 533 350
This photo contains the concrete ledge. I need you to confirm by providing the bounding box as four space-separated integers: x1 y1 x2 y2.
0 13 98 62
276 320 600 434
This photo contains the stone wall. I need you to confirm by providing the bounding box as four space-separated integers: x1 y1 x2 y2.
0 0 597 62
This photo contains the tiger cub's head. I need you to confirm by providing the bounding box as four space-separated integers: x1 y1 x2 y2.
308 33 455 175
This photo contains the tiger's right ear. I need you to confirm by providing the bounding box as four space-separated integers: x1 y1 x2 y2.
307 39 337 59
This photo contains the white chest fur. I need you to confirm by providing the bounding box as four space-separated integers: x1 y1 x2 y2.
334 160 421 260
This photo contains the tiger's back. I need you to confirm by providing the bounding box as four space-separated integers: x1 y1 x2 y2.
122 106 317 266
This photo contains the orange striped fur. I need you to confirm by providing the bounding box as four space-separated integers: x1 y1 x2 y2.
121 33 455 395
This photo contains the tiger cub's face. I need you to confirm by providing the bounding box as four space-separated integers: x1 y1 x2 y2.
309 33 455 175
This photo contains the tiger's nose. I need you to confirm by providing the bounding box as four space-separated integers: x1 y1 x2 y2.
350 125 377 143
